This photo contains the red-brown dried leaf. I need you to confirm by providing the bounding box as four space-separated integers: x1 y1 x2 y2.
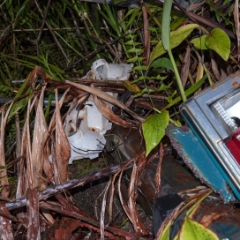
93 95 131 128
31 86 48 190
27 188 40 240
53 90 71 184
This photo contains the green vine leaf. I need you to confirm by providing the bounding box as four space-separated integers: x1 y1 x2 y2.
179 217 218 240
205 28 230 61
150 57 174 71
191 35 208 50
150 24 199 65
142 110 169 156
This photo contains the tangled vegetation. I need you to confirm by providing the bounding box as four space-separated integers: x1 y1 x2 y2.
0 0 240 239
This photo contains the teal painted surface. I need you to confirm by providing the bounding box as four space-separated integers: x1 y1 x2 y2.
168 127 236 203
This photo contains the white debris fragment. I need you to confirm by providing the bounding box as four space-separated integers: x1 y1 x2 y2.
65 59 133 163
84 59 133 81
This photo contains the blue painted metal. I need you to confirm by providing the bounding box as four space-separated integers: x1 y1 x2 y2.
166 125 235 203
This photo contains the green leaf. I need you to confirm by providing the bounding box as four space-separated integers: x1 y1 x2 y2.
205 28 230 61
159 222 171 240
191 35 208 50
150 24 199 65
158 82 172 91
134 87 154 97
142 111 169 156
126 48 143 54
150 57 174 71
132 65 149 71
125 40 134 45
179 217 218 240
127 56 145 63
161 0 173 50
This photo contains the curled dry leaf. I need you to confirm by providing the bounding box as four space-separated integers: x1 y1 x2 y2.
117 156 148 236
128 162 149 236
53 89 71 184
31 86 49 190
93 95 131 128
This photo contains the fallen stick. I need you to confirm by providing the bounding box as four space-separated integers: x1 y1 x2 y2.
5 158 135 211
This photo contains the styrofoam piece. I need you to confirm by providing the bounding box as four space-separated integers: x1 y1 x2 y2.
84 59 133 81
67 130 106 163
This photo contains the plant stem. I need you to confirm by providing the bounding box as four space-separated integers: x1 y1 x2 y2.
168 50 187 102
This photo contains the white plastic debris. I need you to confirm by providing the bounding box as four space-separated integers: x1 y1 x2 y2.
64 59 133 163
84 59 133 81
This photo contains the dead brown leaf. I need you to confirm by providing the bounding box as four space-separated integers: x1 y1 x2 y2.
93 95 131 128
210 50 220 80
181 46 191 88
52 89 71 184
31 86 49 190
117 157 148 236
